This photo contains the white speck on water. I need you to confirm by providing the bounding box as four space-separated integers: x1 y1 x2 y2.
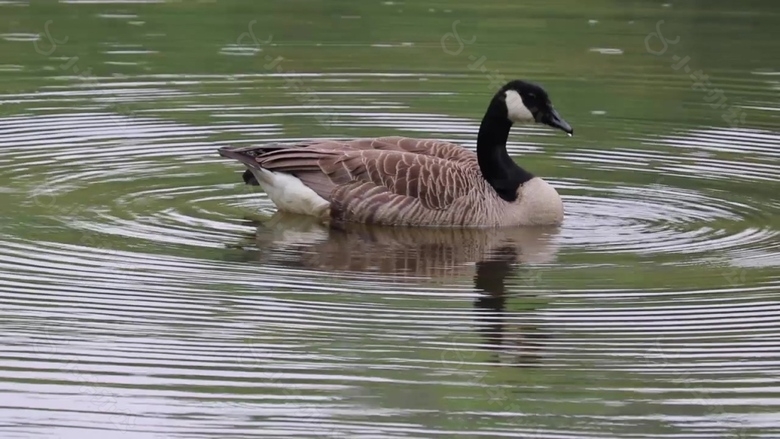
589 47 624 55
219 44 262 56
588 19 599 25
371 42 414 48
0 33 39 42
104 61 140 66
591 110 606 115
97 13 138 19
104 49 157 55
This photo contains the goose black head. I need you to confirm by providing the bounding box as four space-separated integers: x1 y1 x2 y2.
496 80 573 136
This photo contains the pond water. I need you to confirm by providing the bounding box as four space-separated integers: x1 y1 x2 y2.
1 1 779 438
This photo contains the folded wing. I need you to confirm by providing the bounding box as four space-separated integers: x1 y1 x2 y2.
255 146 480 224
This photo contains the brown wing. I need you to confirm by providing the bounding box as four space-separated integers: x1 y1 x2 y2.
256 147 480 210
219 137 482 225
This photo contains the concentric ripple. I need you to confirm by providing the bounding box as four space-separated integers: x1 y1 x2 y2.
1 101 777 262
1 69 779 439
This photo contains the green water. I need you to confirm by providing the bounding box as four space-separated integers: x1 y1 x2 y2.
1 1 779 438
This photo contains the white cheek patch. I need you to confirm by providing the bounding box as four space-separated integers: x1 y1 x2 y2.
504 89 534 123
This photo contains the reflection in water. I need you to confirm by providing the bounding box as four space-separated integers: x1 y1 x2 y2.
237 212 560 365
472 247 550 366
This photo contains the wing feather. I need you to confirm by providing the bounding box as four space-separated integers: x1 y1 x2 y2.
344 136 477 163
221 137 483 225
255 147 478 209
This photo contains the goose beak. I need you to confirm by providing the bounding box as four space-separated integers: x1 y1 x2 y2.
543 108 573 136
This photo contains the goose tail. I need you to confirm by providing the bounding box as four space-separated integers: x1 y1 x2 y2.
218 144 289 167
218 144 289 186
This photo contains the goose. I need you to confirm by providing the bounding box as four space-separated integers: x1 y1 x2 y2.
218 79 573 227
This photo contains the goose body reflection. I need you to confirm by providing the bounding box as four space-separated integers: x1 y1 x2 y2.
235 212 562 364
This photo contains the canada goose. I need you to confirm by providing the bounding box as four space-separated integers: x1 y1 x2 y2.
218 79 573 227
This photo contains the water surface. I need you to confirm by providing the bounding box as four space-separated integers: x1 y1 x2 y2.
1 1 779 438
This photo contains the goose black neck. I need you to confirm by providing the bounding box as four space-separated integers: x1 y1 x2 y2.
476 100 534 202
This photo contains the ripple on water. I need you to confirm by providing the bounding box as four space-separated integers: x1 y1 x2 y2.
1 80 778 262
0 73 779 438
557 182 778 258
